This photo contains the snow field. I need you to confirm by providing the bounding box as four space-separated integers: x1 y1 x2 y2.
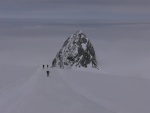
1 64 150 113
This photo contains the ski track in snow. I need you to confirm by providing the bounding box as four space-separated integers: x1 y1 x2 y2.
1 66 150 113
0 67 115 113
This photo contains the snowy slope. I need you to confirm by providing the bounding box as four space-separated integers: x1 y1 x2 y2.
1 65 150 113
0 65 113 113
59 69 150 113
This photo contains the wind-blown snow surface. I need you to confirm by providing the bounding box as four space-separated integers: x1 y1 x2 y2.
1 65 150 113
0 65 112 113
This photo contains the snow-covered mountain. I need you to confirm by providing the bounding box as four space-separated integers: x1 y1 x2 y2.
52 30 98 69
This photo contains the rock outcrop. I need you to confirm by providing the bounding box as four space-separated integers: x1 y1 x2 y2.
52 30 98 69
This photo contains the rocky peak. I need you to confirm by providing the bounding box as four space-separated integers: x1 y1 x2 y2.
52 30 98 69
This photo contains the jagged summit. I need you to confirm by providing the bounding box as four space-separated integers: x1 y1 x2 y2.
52 30 98 69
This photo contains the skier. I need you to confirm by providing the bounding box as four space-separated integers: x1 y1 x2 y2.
47 65 49 68
46 70 50 77
43 65 44 69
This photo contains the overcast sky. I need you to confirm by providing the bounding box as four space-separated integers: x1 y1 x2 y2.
0 0 150 38
0 0 150 21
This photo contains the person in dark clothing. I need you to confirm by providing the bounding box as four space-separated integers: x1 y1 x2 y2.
43 65 44 69
47 65 49 68
46 70 50 77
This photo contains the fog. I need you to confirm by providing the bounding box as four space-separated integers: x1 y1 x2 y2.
0 0 150 78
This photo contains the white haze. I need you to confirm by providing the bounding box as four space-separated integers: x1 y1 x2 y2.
0 0 150 113
0 24 150 78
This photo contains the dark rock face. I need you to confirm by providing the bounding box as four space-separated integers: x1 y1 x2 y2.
52 30 98 69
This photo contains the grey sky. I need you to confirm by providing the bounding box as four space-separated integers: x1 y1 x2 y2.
0 0 150 38
0 0 150 21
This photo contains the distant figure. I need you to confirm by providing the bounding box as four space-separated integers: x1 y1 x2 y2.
47 65 49 68
46 70 50 77
43 65 44 69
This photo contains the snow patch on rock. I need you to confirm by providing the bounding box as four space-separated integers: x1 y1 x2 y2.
52 30 98 69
